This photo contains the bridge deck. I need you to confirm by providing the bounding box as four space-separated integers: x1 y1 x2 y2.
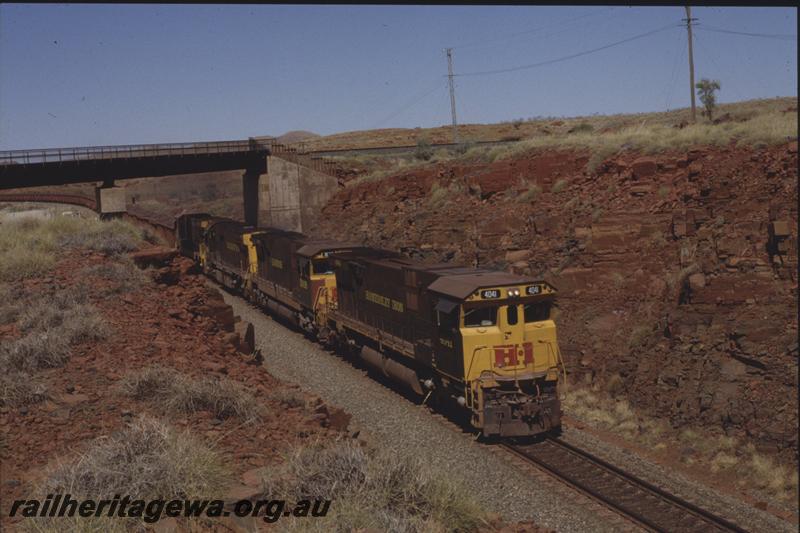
0 139 274 189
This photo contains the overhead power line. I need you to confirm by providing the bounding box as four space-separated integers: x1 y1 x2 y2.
370 81 444 129
696 25 797 41
451 7 616 51
453 22 682 78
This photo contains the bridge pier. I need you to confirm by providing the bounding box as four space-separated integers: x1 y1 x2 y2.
242 167 270 227
94 181 126 219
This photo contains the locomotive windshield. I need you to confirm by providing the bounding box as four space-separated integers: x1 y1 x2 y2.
463 306 497 327
524 302 551 322
312 259 334 275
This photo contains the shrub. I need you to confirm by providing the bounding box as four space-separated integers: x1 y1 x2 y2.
270 388 308 409
551 179 568 193
0 371 47 407
57 219 142 254
30 416 229 531
627 324 652 349
571 122 594 133
0 286 107 372
414 137 434 161
427 182 449 208
0 284 25 324
604 373 625 398
81 258 151 295
0 216 145 281
263 439 488 532
0 248 56 282
118 365 262 421
0 332 72 372
517 183 541 203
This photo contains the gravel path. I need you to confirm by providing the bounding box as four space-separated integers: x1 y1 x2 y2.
560 427 796 533
221 288 641 533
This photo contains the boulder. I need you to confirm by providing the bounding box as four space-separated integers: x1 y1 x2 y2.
504 249 532 263
130 247 178 268
196 300 236 332
688 272 706 290
688 161 703 177
631 157 658 179
234 321 255 354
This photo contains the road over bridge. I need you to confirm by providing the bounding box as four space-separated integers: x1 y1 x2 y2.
0 138 341 231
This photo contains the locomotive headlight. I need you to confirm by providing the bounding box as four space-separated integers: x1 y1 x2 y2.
508 288 520 297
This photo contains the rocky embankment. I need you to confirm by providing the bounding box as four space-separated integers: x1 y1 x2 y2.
0 247 348 530
311 141 798 459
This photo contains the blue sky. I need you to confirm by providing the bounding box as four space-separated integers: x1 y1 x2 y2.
0 4 796 149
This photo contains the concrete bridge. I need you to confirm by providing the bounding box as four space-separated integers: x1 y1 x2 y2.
0 138 341 232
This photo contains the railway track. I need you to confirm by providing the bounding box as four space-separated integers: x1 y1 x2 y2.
504 438 749 533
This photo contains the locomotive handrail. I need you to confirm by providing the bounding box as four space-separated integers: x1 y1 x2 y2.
466 345 488 382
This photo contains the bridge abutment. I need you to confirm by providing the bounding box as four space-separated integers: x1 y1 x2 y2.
94 182 126 219
264 155 339 233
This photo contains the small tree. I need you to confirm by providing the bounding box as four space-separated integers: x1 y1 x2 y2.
695 78 721 121
414 136 433 161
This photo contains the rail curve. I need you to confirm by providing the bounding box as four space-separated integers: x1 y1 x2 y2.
504 438 748 533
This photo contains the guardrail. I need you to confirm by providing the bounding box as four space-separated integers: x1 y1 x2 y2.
0 138 276 166
0 136 344 179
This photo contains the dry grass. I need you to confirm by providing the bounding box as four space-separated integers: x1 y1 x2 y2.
483 107 796 170
0 286 108 373
326 98 796 187
263 439 488 532
26 416 230 532
517 183 541 203
0 286 108 406
565 385 799 502
298 97 795 152
118 365 262 421
0 215 145 281
627 324 653 349
0 372 47 408
269 388 308 409
80 257 152 295
551 178 569 193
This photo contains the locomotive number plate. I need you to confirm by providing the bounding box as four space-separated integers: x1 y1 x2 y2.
526 285 541 295
481 289 500 299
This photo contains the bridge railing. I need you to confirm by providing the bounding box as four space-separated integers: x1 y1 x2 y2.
0 139 274 166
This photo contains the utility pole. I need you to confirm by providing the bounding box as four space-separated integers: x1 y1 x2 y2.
446 48 459 144
684 6 698 122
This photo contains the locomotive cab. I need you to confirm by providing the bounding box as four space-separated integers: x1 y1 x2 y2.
294 242 371 330
430 276 564 437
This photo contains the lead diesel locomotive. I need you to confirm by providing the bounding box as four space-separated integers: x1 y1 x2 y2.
177 213 565 438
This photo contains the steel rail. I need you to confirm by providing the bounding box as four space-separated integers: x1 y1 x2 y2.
504 438 749 533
